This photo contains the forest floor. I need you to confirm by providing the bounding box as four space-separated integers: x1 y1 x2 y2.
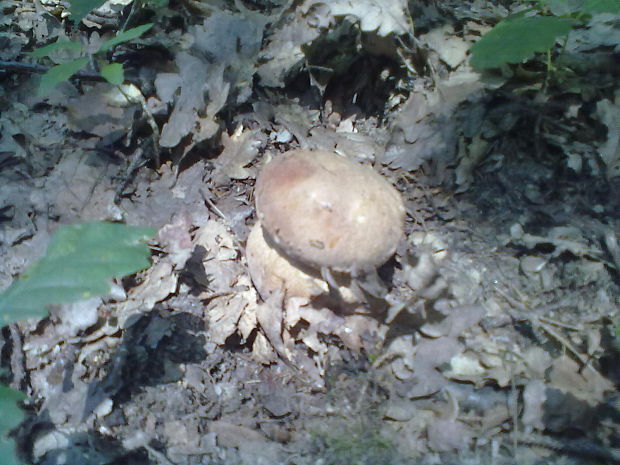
1 0 619 464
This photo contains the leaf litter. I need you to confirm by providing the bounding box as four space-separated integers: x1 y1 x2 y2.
1 0 619 464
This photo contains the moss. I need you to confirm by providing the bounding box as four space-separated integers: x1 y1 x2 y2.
310 419 396 465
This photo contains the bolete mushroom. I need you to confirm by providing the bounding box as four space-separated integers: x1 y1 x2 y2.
247 149 405 302
254 149 405 273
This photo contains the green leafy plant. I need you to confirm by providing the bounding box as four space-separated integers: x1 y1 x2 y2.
0 222 154 324
469 0 620 69
0 222 154 464
470 15 573 69
0 385 26 465
30 23 153 96
68 0 107 23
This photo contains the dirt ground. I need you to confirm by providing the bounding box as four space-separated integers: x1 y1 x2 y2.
1 1 619 464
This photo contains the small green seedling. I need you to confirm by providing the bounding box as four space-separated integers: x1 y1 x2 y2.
68 0 107 23
30 23 153 96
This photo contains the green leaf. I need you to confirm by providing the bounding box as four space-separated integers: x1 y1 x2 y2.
37 57 89 96
28 40 82 59
98 23 154 53
470 16 574 69
68 0 106 22
0 222 154 324
101 62 125 85
582 0 620 13
0 385 26 465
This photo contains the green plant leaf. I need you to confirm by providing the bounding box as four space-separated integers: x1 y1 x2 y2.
146 0 168 6
470 16 574 69
37 57 89 96
101 62 125 85
0 385 26 465
28 40 82 59
0 222 154 324
68 0 106 22
582 0 620 13
98 23 154 53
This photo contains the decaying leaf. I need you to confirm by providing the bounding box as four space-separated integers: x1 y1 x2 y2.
325 0 412 36
420 25 469 68
213 126 265 185
158 52 209 148
118 260 177 328
522 379 546 431
548 354 614 405
66 83 141 140
157 212 194 270
595 91 620 178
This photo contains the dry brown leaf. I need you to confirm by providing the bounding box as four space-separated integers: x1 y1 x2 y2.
158 212 194 269
420 25 469 68
207 294 248 345
213 126 264 185
118 260 177 328
195 220 238 261
548 354 614 405
252 331 278 364
256 290 286 358
427 417 470 452
158 52 208 148
66 83 139 139
522 379 546 431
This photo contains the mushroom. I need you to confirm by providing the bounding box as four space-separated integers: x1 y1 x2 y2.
246 220 358 303
246 220 327 300
247 149 405 302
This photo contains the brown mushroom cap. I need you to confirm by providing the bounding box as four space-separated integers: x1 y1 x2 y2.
255 149 405 271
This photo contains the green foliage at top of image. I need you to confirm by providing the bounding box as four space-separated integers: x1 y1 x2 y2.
469 0 620 69
470 16 573 69
0 222 154 325
29 23 153 96
0 385 26 465
68 0 106 22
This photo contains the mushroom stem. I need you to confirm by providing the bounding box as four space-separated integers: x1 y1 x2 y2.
320 266 344 302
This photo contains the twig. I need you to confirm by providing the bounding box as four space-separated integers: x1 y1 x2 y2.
116 84 161 166
537 319 588 366
143 444 177 465
199 187 227 221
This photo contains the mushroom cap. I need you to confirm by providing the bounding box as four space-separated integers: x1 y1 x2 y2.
255 149 405 271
